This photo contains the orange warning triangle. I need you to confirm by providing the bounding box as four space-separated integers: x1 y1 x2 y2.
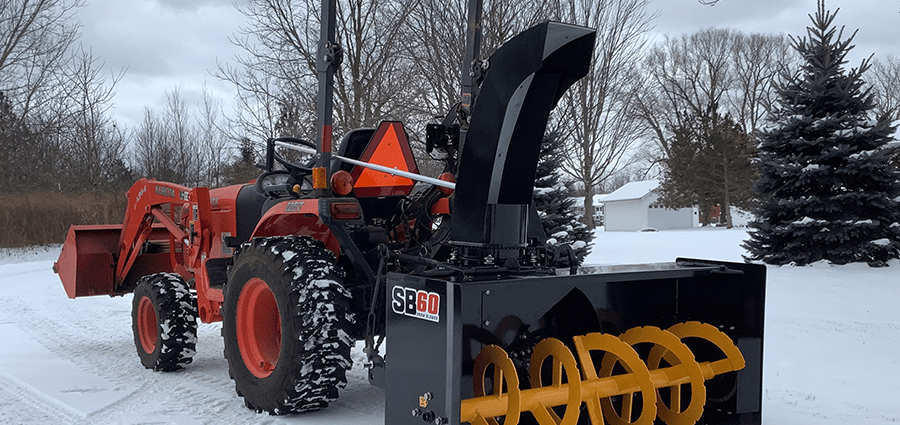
351 122 418 197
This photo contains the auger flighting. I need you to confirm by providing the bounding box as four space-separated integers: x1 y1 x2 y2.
461 322 746 425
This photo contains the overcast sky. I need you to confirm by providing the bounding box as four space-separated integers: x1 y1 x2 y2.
75 0 900 131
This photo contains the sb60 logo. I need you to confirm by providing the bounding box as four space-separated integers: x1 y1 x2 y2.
391 286 440 322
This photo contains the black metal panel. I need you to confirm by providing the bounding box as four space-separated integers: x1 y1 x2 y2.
385 274 463 425
234 184 267 245
451 22 596 246
383 260 765 425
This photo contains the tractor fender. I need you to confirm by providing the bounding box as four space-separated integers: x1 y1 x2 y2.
250 198 364 260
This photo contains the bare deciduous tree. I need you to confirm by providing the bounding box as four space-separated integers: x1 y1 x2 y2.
1 0 134 193
553 0 657 229
0 0 83 119
54 47 128 191
333 0 421 129
480 0 554 56
164 87 200 186
869 55 900 120
634 29 793 225
198 86 230 187
1 0 88 192
403 0 467 121
729 33 796 134
133 108 171 182
216 0 320 143
636 29 793 170
218 0 421 145
400 0 555 176
131 87 242 188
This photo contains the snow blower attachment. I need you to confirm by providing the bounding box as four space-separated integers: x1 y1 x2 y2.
379 20 764 425
53 2 765 424
384 258 764 425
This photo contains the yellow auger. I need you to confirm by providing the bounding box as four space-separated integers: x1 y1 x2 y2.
461 322 746 425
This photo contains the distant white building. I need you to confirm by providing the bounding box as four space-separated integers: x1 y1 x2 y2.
571 194 606 226
603 180 696 231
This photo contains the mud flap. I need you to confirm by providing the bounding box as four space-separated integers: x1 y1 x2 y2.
383 259 765 425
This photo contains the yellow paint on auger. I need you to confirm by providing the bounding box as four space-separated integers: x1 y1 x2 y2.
460 321 745 425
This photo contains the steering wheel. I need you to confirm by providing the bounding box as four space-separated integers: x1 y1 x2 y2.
271 137 317 176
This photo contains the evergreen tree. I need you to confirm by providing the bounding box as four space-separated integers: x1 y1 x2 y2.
224 137 264 185
658 105 756 227
533 132 593 265
744 2 900 266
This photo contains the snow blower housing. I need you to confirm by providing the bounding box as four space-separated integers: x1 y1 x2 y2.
54 2 765 424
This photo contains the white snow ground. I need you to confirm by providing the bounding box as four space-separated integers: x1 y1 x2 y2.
1 228 898 424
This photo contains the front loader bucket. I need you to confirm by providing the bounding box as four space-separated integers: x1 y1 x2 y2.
55 223 176 298
54 224 121 298
383 259 765 425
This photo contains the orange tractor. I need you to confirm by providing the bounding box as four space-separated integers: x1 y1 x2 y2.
54 1 765 424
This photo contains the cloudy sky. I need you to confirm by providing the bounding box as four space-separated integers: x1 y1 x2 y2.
74 0 900 131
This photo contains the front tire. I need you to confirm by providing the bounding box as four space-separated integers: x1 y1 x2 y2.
131 273 198 371
223 236 354 414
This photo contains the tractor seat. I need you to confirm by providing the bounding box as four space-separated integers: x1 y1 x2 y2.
333 128 375 173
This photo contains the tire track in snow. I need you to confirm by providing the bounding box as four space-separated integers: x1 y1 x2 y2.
0 261 384 424
1 257 385 424
0 369 89 425
0 262 244 423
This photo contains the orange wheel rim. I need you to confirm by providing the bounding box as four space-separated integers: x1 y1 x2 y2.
236 278 281 378
137 296 158 354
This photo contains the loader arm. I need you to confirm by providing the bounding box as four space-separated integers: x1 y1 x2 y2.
115 179 210 288
56 179 217 299
116 183 187 287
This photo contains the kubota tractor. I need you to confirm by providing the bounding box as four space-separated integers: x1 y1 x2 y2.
53 1 765 424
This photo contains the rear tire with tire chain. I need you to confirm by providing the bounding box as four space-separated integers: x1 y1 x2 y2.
223 236 354 414
131 273 198 371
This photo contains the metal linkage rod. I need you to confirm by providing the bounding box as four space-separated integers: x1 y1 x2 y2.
273 141 456 190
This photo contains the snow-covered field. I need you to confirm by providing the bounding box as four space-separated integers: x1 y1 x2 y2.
1 228 898 424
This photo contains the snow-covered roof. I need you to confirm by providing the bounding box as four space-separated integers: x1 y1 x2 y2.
602 180 659 202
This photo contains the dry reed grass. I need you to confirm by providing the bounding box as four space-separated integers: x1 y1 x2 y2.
0 192 127 247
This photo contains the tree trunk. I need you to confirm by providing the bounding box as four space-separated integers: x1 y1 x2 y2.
583 182 595 229
722 149 733 229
